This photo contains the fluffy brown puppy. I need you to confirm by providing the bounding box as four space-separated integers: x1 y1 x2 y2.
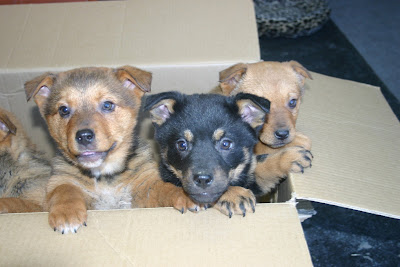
0 107 51 213
219 61 313 194
25 66 201 234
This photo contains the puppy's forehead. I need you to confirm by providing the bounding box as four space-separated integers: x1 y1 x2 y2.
178 95 237 128
244 63 300 97
56 67 113 87
49 68 133 106
57 83 120 102
55 68 120 92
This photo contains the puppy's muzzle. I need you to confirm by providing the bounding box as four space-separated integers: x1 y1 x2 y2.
193 174 214 189
76 129 95 147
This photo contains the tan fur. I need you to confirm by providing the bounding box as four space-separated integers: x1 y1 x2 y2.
214 186 255 218
25 66 200 234
184 130 194 142
149 99 176 125
218 61 313 196
0 108 51 213
212 128 225 141
228 147 251 184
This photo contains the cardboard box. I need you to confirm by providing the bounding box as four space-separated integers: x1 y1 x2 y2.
0 0 398 266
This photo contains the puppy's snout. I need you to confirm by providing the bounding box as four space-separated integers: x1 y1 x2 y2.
75 129 95 146
274 129 289 140
193 174 214 189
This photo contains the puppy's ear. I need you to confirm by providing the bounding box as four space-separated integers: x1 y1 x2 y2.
24 73 55 115
289 60 312 86
219 63 247 95
114 66 152 98
235 93 270 130
0 112 17 136
144 91 183 126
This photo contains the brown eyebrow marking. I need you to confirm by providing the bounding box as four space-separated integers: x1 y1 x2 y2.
213 128 225 141
184 129 194 142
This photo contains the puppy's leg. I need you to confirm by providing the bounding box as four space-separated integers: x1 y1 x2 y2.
158 182 204 213
0 198 42 213
213 186 256 218
283 132 312 150
254 147 313 196
46 184 87 234
131 173 203 213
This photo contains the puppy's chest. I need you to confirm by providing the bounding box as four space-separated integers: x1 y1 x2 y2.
0 152 17 196
86 180 133 210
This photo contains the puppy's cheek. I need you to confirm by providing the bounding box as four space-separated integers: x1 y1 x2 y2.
214 168 230 191
259 124 276 144
47 117 71 151
259 132 276 146
181 169 193 190
286 131 296 144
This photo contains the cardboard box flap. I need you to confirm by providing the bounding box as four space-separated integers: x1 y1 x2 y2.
0 0 259 71
293 73 400 219
0 204 312 266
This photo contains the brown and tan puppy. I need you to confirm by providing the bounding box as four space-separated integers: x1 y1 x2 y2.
219 61 313 195
0 108 51 213
25 66 201 234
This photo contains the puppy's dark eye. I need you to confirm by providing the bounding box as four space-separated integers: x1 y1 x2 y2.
288 99 297 109
220 139 233 150
58 106 70 118
176 139 188 152
102 101 115 112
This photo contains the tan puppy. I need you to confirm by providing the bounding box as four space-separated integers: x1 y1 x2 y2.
0 107 51 213
25 66 201 234
219 61 313 194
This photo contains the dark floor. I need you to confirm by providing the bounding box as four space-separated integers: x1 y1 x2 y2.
303 202 400 267
329 0 400 102
259 20 400 266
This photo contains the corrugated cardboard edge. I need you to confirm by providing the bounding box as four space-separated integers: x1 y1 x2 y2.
295 195 400 219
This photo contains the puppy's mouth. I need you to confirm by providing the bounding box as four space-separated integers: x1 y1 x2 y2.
78 151 106 163
260 135 293 148
76 142 117 168
188 190 226 204
268 141 288 148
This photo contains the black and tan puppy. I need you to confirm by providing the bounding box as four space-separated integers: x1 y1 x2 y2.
25 66 201 234
145 92 270 217
0 107 51 213
219 61 313 195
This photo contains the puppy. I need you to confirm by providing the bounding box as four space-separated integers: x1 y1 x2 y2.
0 107 51 213
25 66 201 234
145 92 270 217
219 61 313 194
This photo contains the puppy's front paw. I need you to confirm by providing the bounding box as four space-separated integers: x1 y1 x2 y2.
172 188 204 214
214 186 256 218
48 203 87 234
291 132 312 151
281 147 313 174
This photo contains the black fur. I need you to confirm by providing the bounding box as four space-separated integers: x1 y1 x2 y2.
145 92 270 204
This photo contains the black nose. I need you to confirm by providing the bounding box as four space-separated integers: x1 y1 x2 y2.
75 129 95 146
193 174 214 189
274 129 289 140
